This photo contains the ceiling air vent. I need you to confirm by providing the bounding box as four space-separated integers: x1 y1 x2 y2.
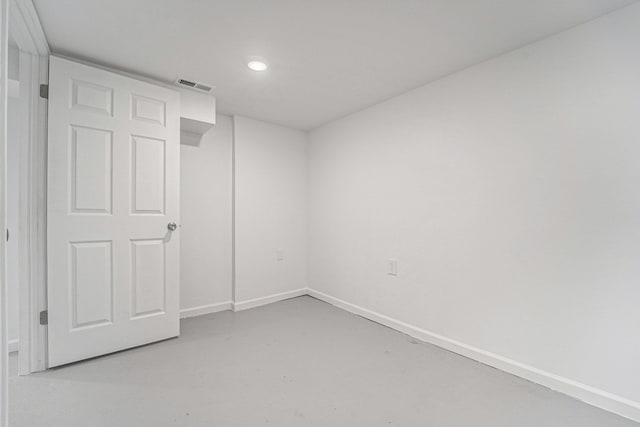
194 83 213 92
175 78 215 94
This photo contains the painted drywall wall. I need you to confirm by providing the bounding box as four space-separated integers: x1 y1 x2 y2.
180 113 307 311
308 2 640 416
233 115 307 302
180 114 233 313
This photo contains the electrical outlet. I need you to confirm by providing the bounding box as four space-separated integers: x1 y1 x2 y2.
387 259 398 276
276 249 284 261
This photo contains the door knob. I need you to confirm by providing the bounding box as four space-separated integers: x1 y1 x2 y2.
167 222 178 231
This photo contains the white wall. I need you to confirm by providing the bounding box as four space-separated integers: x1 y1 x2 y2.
233 115 307 302
180 114 233 313
308 3 640 419
180 113 308 311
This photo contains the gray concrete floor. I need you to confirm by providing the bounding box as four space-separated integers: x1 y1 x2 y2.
9 296 638 426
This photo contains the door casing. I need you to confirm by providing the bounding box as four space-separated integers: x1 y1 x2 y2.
9 0 50 377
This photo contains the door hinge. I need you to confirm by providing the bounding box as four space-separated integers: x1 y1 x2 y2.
39 310 48 325
39 84 49 99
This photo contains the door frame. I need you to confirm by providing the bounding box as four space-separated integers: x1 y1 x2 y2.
8 0 49 376
1 0 9 424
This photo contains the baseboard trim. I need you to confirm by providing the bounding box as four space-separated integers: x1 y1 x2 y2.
8 339 19 353
179 288 308 318
180 301 233 319
307 288 640 423
233 288 307 312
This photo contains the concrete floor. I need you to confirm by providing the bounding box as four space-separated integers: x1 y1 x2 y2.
9 296 638 427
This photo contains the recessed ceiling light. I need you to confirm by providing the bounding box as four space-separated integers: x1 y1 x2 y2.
248 60 268 72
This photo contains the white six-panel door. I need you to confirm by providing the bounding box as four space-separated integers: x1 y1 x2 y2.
47 56 180 367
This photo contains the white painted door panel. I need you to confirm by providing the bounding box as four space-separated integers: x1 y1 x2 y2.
47 56 180 367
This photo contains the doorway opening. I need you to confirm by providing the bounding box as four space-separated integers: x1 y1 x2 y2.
4 0 50 384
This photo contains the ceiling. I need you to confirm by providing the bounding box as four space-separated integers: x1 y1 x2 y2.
33 0 636 130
